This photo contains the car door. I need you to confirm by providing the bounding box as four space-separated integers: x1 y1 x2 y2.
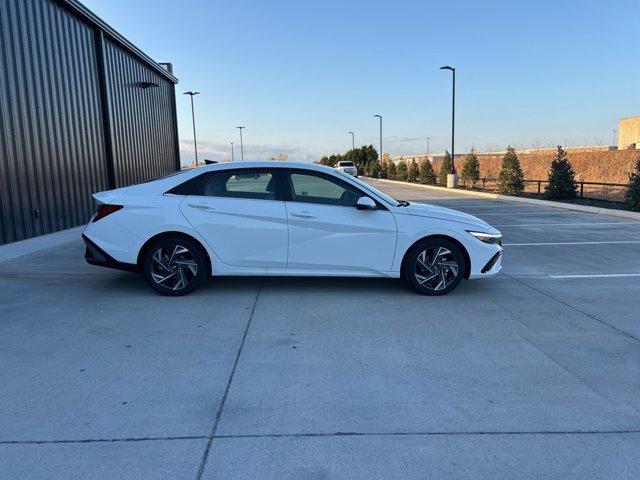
179 168 288 267
284 170 397 272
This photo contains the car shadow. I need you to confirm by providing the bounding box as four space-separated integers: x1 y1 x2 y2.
82 272 405 297
21 260 497 299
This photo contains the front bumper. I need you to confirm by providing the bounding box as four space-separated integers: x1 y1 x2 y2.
481 250 502 274
82 234 139 272
469 247 502 279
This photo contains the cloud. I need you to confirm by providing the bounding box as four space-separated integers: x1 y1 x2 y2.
179 139 338 165
179 136 448 166
384 136 426 145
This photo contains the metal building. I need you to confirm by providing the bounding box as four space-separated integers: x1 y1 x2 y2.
0 0 180 245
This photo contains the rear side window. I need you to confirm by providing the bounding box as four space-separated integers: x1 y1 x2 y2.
203 170 277 200
165 174 207 195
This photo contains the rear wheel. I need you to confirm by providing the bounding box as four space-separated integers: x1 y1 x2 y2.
404 238 465 295
143 236 208 296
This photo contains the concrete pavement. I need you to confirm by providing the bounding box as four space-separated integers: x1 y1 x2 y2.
1 179 639 479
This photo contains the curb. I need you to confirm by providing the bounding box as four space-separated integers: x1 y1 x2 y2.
370 178 640 221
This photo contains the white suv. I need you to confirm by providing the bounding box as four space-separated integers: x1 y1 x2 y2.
335 161 358 177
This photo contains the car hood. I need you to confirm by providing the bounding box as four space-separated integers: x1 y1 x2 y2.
401 202 497 232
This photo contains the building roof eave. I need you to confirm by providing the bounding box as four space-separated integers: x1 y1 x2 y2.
55 0 178 84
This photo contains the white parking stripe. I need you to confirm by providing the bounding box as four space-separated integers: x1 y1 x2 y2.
476 212 581 216
549 273 640 279
460 205 547 210
421 204 505 208
496 222 638 227
505 241 640 246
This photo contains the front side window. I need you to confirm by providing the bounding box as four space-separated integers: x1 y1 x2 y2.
202 170 277 200
288 172 360 206
335 170 400 207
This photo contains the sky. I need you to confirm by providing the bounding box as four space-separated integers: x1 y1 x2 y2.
83 0 640 164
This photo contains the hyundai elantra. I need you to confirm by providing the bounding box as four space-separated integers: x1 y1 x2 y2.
82 161 503 296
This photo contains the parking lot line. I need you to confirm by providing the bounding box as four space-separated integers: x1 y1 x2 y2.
430 203 514 208
504 241 640 246
476 212 582 217
456 205 549 210
494 222 638 227
548 273 640 279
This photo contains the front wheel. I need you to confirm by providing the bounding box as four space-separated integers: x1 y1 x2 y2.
143 236 208 296
404 238 465 295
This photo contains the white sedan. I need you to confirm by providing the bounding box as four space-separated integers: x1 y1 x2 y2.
82 161 502 296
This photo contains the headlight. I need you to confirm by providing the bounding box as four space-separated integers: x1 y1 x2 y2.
467 230 502 245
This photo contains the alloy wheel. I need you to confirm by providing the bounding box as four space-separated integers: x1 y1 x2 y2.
150 244 198 291
414 246 460 292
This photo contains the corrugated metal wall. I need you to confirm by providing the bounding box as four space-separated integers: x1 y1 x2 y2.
0 0 109 244
0 0 179 245
103 39 178 187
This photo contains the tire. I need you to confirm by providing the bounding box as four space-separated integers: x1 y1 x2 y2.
143 236 208 296
403 238 465 296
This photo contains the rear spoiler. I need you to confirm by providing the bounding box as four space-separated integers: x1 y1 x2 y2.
92 191 115 205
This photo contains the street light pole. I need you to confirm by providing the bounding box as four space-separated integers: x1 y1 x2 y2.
440 66 457 186
183 91 200 166
348 131 355 150
427 137 430 156
374 115 382 163
231 142 235 161
236 126 245 161
613 129 617 148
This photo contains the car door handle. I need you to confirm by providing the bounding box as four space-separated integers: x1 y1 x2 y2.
290 212 315 219
187 202 214 211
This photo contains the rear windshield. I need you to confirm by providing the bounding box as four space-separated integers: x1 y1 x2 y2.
135 169 187 185
338 161 354 167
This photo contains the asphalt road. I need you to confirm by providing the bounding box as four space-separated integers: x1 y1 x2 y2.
1 179 639 479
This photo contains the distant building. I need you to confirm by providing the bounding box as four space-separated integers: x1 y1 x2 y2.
390 153 464 165
391 145 616 166
471 146 612 157
390 154 430 165
269 153 288 161
619 116 640 150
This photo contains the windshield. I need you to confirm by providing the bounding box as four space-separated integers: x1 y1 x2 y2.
335 170 400 207
338 161 354 167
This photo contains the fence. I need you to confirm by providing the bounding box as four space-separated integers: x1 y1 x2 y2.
476 178 628 202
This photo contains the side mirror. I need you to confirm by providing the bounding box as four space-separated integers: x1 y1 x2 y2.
356 196 377 210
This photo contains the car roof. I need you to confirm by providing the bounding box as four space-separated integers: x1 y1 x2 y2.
100 161 348 199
